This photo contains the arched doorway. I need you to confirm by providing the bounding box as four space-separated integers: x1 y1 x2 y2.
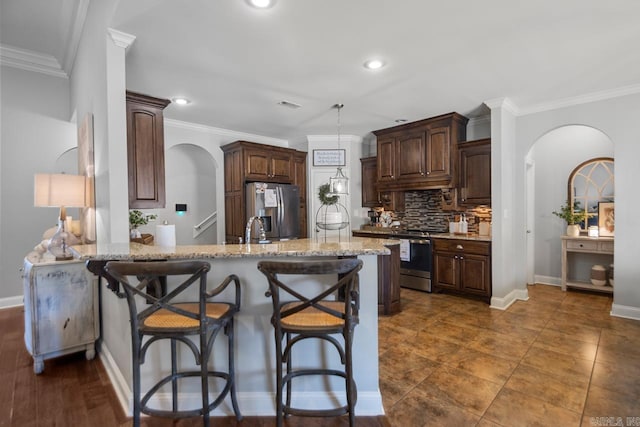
525 125 613 287
162 144 218 244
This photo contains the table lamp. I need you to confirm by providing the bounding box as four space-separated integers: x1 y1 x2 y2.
34 173 87 260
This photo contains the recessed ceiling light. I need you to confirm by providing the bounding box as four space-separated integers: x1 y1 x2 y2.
172 97 191 105
364 59 385 70
247 0 275 8
395 119 407 123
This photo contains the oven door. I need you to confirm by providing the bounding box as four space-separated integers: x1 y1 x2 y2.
399 238 432 291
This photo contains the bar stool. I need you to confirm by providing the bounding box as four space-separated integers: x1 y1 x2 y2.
257 258 363 427
104 260 242 427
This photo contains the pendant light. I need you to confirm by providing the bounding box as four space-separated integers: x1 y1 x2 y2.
329 103 349 195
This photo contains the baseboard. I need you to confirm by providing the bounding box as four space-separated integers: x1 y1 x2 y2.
0 295 23 309
98 343 132 415
610 303 640 321
490 288 529 310
534 275 561 286
98 344 385 417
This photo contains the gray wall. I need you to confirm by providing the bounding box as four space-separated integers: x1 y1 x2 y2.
0 66 76 301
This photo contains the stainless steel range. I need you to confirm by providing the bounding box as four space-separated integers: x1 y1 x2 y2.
388 229 434 292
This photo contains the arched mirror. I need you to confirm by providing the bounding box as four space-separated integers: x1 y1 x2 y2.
568 157 614 231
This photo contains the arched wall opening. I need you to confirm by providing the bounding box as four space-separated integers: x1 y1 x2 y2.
136 143 218 244
525 125 614 286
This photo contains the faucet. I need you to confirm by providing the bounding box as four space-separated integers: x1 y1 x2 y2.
245 216 267 244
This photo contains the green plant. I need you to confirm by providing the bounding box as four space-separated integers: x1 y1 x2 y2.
129 210 157 229
552 201 585 225
318 183 339 205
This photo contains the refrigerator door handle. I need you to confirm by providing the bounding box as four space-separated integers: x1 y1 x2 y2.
277 186 284 226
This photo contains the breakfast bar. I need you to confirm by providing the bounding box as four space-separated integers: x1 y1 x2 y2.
74 237 392 417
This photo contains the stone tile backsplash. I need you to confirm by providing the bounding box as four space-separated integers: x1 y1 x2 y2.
401 190 492 233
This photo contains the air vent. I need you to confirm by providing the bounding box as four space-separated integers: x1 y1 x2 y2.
277 100 302 109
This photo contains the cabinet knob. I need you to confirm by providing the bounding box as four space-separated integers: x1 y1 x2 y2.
456 245 463 250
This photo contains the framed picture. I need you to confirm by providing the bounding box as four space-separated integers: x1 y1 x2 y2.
598 201 615 237
313 149 345 166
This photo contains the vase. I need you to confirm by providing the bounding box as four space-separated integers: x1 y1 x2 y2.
566 224 580 237
130 228 142 239
591 264 607 286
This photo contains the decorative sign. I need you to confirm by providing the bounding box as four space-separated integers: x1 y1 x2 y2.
313 149 345 167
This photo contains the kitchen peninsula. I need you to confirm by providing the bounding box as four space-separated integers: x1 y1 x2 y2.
73 237 391 417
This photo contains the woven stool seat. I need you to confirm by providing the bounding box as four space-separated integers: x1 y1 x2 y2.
143 302 232 330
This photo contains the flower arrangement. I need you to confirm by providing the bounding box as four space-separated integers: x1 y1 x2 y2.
129 210 157 229
318 183 339 205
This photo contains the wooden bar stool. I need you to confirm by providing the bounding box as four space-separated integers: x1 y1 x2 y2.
257 258 363 427
104 260 242 427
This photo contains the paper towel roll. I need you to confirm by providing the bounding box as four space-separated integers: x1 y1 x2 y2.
155 224 176 246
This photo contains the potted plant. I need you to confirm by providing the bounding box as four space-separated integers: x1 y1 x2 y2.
129 210 157 239
552 201 584 237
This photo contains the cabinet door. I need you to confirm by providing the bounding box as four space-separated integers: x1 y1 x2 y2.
361 157 380 207
377 137 397 182
224 149 243 193
269 151 293 182
225 193 243 243
379 191 404 212
433 251 458 290
459 139 491 205
397 131 426 180
244 149 271 180
425 125 451 178
126 92 170 209
293 152 307 238
32 262 96 354
459 253 491 296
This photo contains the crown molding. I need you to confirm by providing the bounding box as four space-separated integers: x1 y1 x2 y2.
0 44 67 78
306 135 363 145
518 83 640 116
484 97 520 116
62 0 90 75
164 118 289 147
107 29 136 51
468 115 491 127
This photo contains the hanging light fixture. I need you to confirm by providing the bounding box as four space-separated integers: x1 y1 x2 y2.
329 103 349 195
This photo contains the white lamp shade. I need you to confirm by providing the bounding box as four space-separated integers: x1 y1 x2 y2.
34 174 87 208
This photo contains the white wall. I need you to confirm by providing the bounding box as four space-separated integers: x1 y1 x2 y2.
307 135 364 240
0 66 76 302
530 126 613 283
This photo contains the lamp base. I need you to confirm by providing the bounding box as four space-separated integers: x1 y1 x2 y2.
48 219 76 261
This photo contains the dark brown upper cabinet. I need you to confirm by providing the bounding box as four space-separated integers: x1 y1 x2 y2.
373 112 468 191
458 138 491 206
126 91 171 209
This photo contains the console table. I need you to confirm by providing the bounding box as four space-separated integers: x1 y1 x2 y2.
561 236 614 293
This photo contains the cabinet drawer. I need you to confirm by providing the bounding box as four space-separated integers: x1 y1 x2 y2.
433 239 490 255
598 241 614 252
566 240 598 251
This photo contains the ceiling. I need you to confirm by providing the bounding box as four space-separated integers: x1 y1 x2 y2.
2 0 640 142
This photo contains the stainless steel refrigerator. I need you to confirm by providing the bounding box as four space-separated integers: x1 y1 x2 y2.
245 182 300 242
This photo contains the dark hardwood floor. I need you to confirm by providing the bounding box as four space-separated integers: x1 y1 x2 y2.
0 305 389 426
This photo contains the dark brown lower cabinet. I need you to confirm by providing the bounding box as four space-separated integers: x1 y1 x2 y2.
378 243 401 315
432 238 491 302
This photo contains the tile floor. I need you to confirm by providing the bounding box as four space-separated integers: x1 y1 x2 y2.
378 284 640 427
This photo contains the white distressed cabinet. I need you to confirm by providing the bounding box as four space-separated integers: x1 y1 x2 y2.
23 252 100 374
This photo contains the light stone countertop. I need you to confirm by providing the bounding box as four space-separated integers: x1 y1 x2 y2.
71 236 394 260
